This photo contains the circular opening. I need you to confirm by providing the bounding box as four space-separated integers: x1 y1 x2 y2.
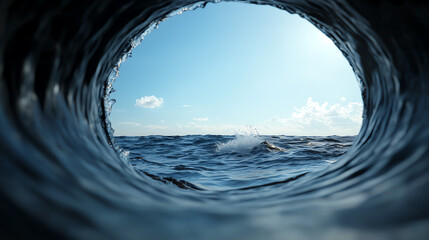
4 0 429 238
108 2 363 191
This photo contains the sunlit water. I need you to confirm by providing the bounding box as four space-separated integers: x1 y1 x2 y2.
116 135 355 191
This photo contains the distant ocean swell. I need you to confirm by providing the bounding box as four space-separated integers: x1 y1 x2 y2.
1 0 429 240
117 134 355 191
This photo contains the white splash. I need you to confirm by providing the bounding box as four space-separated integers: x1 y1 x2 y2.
216 127 263 153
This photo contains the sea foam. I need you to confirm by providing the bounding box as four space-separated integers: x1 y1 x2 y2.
216 127 263 153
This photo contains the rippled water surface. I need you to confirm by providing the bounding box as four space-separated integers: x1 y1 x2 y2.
117 135 354 191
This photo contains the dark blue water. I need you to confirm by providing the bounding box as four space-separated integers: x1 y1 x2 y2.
116 135 354 191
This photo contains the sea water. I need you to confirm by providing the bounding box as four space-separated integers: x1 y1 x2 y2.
115 134 355 191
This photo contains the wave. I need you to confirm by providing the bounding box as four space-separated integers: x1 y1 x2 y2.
216 133 263 153
216 137 286 153
1 0 429 239
215 127 285 153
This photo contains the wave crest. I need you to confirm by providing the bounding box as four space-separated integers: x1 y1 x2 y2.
216 134 263 153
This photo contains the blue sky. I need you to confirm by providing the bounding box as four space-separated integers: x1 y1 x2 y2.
109 2 363 136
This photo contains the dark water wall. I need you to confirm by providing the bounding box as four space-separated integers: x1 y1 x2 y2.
1 0 429 239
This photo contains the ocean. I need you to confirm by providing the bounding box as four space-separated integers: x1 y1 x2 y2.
115 135 355 191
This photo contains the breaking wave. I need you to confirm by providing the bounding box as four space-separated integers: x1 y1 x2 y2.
216 128 263 153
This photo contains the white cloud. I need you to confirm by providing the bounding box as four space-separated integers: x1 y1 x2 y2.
160 120 165 123
182 105 192 108
135 95 163 108
119 121 141 126
263 97 363 135
193 117 209 122
119 97 362 136
340 97 347 101
290 97 363 126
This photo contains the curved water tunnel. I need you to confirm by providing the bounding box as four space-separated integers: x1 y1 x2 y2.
1 0 429 239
